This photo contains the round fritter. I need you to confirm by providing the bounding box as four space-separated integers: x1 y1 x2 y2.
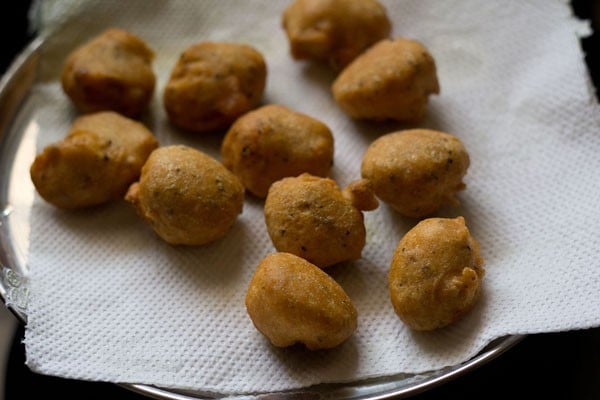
163 42 267 133
388 217 485 331
125 145 244 246
282 0 391 69
264 173 377 268
30 111 158 209
221 104 334 198
245 252 357 350
61 28 156 117
361 129 470 218
332 38 439 122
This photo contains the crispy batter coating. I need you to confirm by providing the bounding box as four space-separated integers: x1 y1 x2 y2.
388 217 484 331
361 129 470 218
125 145 244 245
163 42 267 132
282 0 391 69
341 178 379 211
221 104 334 198
30 111 158 209
332 38 439 122
245 252 357 350
61 28 156 117
264 173 377 268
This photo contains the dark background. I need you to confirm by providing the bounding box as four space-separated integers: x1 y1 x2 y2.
2 1 599 399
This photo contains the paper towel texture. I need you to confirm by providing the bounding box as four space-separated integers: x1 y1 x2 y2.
21 0 600 394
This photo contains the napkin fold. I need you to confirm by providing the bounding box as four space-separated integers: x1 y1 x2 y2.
20 0 600 394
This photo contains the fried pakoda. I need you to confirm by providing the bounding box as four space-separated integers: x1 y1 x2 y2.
61 28 156 117
282 0 391 69
125 145 244 245
388 217 484 331
264 173 377 268
163 42 267 132
332 38 439 122
30 111 158 208
245 252 357 349
361 129 470 218
221 104 334 198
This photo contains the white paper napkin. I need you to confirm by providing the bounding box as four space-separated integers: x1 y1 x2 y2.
20 0 600 394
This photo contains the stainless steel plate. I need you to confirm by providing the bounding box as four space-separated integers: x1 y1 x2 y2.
0 38 523 400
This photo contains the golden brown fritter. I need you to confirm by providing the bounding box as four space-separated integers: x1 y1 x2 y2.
125 145 244 246
30 111 158 209
361 129 470 218
264 173 377 268
332 38 439 122
245 252 357 350
61 28 156 117
388 217 485 331
220 104 334 198
282 0 391 69
163 42 267 133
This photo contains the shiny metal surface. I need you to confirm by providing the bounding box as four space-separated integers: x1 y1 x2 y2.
0 39 523 400
0 37 43 324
